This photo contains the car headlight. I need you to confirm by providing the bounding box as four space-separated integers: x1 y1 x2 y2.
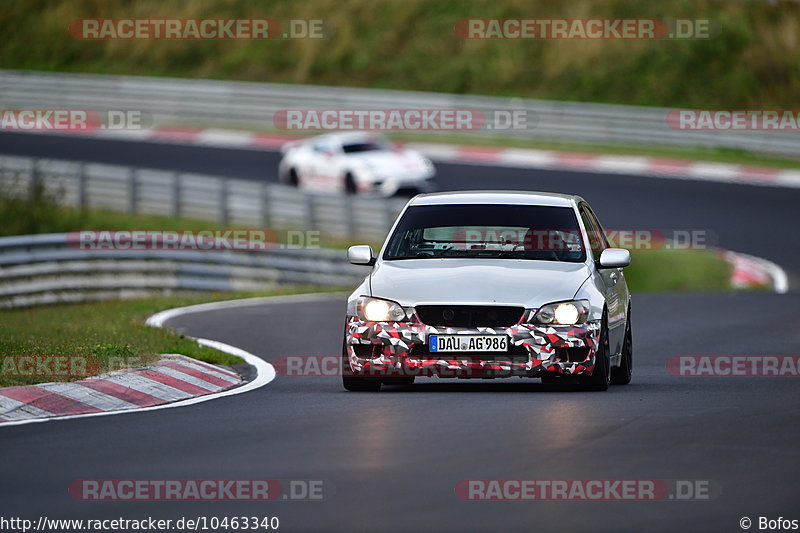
532 300 590 325
357 296 407 322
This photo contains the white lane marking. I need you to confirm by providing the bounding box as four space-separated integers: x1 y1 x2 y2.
196 129 256 147
0 292 341 427
775 170 800 188
146 292 345 327
36 382 139 411
594 156 651 175
498 149 557 168
0 395 55 420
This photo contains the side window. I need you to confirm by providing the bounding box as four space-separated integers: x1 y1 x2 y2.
578 205 603 261
585 206 610 249
313 142 337 156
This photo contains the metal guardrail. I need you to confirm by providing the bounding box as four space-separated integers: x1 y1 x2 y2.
0 232 366 308
0 154 406 242
1 69 797 156
0 153 395 308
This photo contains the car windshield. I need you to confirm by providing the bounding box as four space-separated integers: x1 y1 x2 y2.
383 204 586 262
341 141 387 153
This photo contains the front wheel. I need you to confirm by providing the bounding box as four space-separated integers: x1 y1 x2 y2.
611 308 633 385
580 316 610 391
344 173 357 195
282 167 299 187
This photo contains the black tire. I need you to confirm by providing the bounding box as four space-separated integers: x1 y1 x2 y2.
611 307 633 385
344 173 357 194
286 168 299 187
341 341 381 392
382 376 415 386
580 315 610 391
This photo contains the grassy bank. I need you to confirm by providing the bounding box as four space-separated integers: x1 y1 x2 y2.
625 248 732 292
0 288 332 388
3 0 798 108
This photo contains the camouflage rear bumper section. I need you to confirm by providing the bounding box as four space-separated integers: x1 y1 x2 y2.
345 310 601 378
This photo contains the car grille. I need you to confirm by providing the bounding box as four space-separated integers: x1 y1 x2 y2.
415 305 524 328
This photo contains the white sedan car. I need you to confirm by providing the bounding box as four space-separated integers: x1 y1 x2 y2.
343 190 633 392
278 132 436 195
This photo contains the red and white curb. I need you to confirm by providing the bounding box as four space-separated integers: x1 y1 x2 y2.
45 126 800 190
0 299 289 427
721 250 789 293
0 355 241 424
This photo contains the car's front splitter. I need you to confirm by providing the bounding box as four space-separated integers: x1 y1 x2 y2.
346 317 600 378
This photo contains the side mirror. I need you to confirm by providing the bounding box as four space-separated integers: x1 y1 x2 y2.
348 245 375 266
598 248 630 268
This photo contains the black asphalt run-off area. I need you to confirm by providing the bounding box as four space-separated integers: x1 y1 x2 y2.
1 131 798 532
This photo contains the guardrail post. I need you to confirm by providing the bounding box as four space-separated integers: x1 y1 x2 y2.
219 178 229 225
344 195 356 239
127 168 138 214
305 193 318 230
261 184 272 228
384 198 395 236
171 173 181 217
29 158 39 201
77 162 87 209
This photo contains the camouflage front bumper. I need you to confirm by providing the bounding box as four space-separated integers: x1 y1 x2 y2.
345 310 601 378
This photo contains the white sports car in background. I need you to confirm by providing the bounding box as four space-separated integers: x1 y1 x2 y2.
278 132 436 195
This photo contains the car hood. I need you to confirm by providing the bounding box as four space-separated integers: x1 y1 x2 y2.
368 259 590 309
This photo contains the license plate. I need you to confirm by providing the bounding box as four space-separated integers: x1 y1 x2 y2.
429 335 508 353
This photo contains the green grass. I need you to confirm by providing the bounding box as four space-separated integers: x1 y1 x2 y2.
2 0 798 109
0 288 335 388
625 248 733 292
0 193 245 238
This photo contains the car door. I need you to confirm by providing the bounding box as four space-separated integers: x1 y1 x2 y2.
303 140 339 189
579 203 626 357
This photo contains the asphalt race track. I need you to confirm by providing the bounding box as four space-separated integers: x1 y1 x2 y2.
1 131 799 532
2 293 800 532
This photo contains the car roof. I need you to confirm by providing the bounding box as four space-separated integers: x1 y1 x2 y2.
409 190 584 207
